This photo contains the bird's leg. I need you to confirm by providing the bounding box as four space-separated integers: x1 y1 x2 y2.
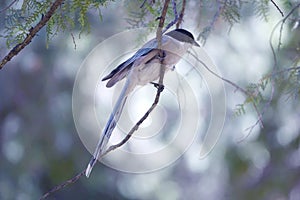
152 50 166 92
150 82 164 92
157 50 166 62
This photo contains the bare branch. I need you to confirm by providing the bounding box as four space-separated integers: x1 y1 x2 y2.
70 33 77 50
265 66 300 79
140 0 155 8
238 81 275 142
0 0 65 70
140 0 148 8
40 170 86 200
101 84 165 157
176 0 186 28
156 0 169 83
163 0 178 32
269 2 300 68
270 0 284 17
197 0 225 45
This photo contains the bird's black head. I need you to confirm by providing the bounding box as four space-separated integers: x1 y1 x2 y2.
166 29 200 46
174 29 195 40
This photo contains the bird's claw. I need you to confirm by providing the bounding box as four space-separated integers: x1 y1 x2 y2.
151 82 164 92
157 51 166 62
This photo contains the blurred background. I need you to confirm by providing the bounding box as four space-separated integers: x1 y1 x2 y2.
0 0 300 199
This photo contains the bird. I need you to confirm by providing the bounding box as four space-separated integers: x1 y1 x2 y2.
85 28 200 177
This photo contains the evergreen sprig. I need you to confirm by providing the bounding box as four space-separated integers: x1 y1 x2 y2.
1 0 111 48
220 0 242 26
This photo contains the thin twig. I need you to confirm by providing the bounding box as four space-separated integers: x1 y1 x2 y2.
197 0 225 44
102 86 165 157
239 81 275 142
0 0 65 70
189 50 264 137
140 0 148 8
40 170 86 200
0 0 18 13
238 64 300 141
270 0 284 17
269 2 300 68
188 50 248 94
278 2 300 50
140 0 156 8
176 0 186 28
163 0 177 32
264 66 300 79
278 20 284 51
70 33 77 50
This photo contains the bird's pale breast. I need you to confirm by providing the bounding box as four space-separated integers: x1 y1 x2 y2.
131 36 192 86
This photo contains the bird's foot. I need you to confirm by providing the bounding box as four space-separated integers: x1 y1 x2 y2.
157 51 166 62
150 82 164 92
156 16 162 21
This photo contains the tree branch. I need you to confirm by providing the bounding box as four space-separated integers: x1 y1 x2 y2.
197 0 225 45
0 0 65 70
239 81 274 142
176 0 186 28
40 170 86 200
163 0 178 32
269 2 300 69
270 0 284 17
236 3 300 141
40 0 171 198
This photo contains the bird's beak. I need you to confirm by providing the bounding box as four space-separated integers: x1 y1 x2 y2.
193 40 200 47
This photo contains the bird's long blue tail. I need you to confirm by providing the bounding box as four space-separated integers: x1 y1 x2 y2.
85 71 133 178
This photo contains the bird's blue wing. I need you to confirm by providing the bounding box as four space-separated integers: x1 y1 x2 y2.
101 47 153 81
102 39 158 87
